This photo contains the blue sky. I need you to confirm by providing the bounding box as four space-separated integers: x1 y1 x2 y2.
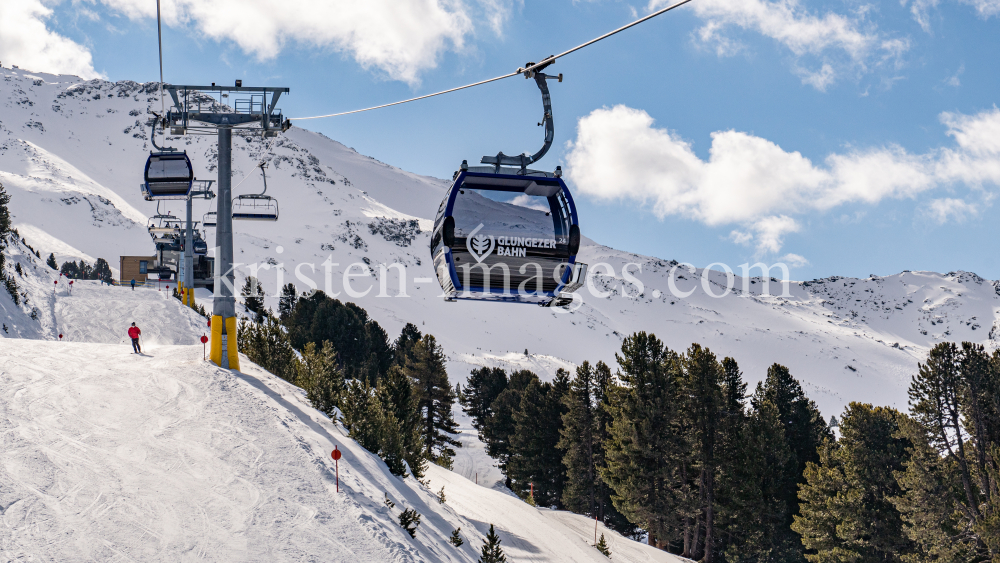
3 0 999 280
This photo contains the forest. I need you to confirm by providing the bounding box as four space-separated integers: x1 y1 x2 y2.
236 278 1000 562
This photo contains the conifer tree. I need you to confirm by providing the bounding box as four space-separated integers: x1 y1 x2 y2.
393 322 422 366
277 282 297 322
600 332 684 549
92 258 114 283
792 403 914 563
892 342 1000 560
378 365 426 478
46 253 57 270
0 182 10 239
508 370 569 507
463 366 508 433
591 360 638 538
478 524 507 563
241 276 266 321
595 533 611 557
297 340 345 417
559 361 599 515
399 508 421 538
682 344 725 561
405 335 461 466
482 370 538 486
713 357 749 556
237 316 298 382
450 528 464 547
339 378 407 475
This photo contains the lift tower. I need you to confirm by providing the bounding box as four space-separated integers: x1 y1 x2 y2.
162 82 290 370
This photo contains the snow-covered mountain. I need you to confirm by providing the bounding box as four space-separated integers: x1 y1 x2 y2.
4 66 1000 563
3 67 999 420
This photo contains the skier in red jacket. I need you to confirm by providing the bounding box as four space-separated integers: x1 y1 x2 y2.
128 322 142 353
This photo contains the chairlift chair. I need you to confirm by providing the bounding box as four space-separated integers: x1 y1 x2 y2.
142 118 194 200
203 211 217 228
430 59 586 308
232 163 278 221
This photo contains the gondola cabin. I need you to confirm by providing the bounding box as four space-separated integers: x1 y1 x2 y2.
431 166 586 307
143 152 194 200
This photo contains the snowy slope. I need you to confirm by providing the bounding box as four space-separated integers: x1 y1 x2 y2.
3 68 1000 448
0 261 680 562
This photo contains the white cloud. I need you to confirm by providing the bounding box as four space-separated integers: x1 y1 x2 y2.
477 0 520 36
97 0 475 84
651 0 908 89
565 105 1000 252
0 0 101 79
945 63 964 87
905 0 1000 31
729 217 800 254
924 198 979 223
778 253 810 268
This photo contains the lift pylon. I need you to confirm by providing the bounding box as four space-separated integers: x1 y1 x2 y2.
162 82 291 370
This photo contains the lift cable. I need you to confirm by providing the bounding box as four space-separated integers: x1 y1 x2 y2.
288 0 694 121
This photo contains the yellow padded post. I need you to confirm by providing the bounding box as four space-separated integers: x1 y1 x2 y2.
225 316 240 371
210 315 223 366
189 289 196 309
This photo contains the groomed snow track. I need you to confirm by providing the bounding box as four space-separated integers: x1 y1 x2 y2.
1 278 680 562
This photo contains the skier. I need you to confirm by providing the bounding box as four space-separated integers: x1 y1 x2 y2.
130 278 136 291
128 322 142 353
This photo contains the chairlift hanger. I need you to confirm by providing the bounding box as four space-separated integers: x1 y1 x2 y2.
142 116 194 200
232 162 279 222
430 64 586 308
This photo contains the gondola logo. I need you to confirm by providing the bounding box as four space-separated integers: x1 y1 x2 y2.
467 223 494 262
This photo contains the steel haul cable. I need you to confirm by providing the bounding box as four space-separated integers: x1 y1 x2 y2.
288 0 694 121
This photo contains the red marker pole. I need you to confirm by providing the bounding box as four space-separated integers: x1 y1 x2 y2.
200 334 208 360
332 446 342 492
53 280 57 292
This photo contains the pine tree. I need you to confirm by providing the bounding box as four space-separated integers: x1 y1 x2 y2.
595 533 611 557
378 365 426 478
241 276 265 321
237 316 298 382
393 322 422 366
478 524 507 563
438 486 446 503
463 366 508 433
509 369 569 508
450 527 464 547
0 182 10 238
339 379 407 475
681 344 725 561
600 332 684 549
399 508 421 538
286 291 393 382
59 260 79 278
892 342 1000 560
277 282 297 322
46 253 57 270
405 335 461 466
559 361 599 515
792 403 914 563
592 360 639 539
92 258 114 283
724 397 798 562
714 357 750 557
753 362 832 556
297 341 345 417
482 370 538 487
